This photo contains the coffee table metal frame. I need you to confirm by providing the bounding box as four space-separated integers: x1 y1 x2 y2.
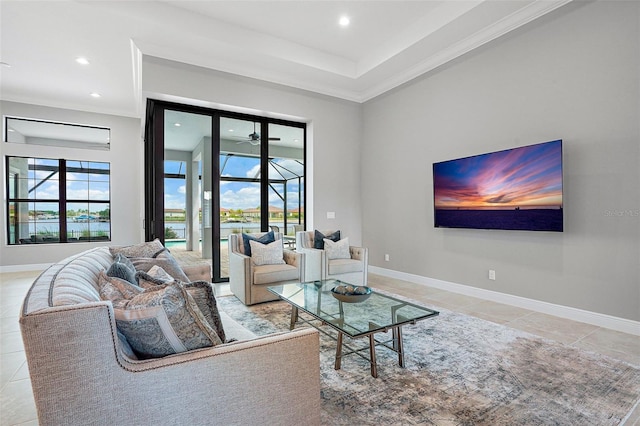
267 280 439 378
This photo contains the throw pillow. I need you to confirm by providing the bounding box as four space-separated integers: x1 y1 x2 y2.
103 280 222 359
135 265 175 288
98 271 144 309
314 230 340 249
129 250 190 282
324 237 351 260
183 281 227 343
249 239 285 266
106 253 138 285
242 231 275 256
109 239 165 259
121 267 229 343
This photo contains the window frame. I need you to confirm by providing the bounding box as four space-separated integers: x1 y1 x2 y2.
6 155 111 245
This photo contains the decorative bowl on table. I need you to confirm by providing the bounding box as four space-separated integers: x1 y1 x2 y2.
331 284 372 303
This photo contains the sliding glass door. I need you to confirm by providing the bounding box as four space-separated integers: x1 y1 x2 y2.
145 100 305 283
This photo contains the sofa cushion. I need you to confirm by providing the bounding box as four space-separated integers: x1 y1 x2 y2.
328 258 364 275
253 263 299 285
250 239 285 266
314 230 340 249
241 231 275 256
324 237 351 260
99 276 222 359
109 239 165 258
106 253 138 285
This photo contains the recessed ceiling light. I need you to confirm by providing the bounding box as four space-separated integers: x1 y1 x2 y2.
339 16 350 27
228 129 234 132
174 123 181 127
90 92 101 98
76 57 90 65
0 62 11 68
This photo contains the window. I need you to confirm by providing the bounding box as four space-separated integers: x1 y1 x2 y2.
5 117 110 150
6 156 111 244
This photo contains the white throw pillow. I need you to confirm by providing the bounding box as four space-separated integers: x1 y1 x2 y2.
324 237 351 260
250 239 286 266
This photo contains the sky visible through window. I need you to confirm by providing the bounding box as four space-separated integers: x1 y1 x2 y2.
164 156 303 211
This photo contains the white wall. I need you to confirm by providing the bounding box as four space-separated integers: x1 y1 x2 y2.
0 101 142 268
141 57 363 244
361 1 639 321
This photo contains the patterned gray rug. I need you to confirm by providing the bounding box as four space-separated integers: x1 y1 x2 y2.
217 292 640 425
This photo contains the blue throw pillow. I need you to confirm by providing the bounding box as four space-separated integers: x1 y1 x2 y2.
107 253 138 286
314 230 341 249
242 231 275 256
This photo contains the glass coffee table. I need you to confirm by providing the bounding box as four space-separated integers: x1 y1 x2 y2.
267 280 439 378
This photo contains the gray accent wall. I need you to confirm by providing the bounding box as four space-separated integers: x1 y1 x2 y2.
361 1 639 321
141 57 364 245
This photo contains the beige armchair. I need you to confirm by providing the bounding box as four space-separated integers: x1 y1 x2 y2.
296 230 368 286
229 232 305 305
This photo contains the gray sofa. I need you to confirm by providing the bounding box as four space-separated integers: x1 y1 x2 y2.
19 246 321 426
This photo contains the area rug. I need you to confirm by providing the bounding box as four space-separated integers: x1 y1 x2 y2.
217 292 640 425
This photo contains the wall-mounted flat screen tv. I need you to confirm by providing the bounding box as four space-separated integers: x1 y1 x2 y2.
433 139 563 232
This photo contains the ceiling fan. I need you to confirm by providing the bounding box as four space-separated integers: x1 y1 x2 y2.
236 122 281 145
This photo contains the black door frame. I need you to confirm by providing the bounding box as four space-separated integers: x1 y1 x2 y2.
144 99 306 283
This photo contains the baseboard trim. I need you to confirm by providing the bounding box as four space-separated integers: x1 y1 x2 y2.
0 263 50 274
369 265 640 336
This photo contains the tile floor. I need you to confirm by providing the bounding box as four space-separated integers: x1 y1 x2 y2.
1 270 639 425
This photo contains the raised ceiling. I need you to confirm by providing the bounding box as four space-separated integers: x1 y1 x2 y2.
0 0 571 118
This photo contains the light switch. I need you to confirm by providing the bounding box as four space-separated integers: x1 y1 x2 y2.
327 211 336 219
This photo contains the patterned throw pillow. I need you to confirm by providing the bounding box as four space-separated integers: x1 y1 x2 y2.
249 239 285 266
242 231 275 256
109 239 165 259
135 265 175 288
106 253 138 285
133 267 227 343
129 250 190 282
99 277 222 359
314 230 340 249
98 271 144 309
324 237 351 260
183 281 227 343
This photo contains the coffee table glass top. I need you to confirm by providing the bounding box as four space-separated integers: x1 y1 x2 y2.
268 280 439 338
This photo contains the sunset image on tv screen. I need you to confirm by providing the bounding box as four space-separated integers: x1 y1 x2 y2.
433 140 563 231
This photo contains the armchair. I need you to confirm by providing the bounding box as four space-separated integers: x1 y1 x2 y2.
229 232 305 305
296 230 368 286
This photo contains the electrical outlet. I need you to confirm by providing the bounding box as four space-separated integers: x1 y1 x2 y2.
327 211 335 219
489 269 496 280
384 254 390 261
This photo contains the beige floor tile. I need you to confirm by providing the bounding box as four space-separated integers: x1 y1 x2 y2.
623 401 640 425
418 291 483 311
0 331 24 355
0 378 38 425
457 300 533 325
506 312 600 345
0 316 20 334
0 351 26 391
573 328 640 365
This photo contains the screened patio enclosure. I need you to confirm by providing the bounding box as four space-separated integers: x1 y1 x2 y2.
146 100 306 283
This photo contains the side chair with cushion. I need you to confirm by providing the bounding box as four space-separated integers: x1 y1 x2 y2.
229 231 305 305
296 229 368 286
